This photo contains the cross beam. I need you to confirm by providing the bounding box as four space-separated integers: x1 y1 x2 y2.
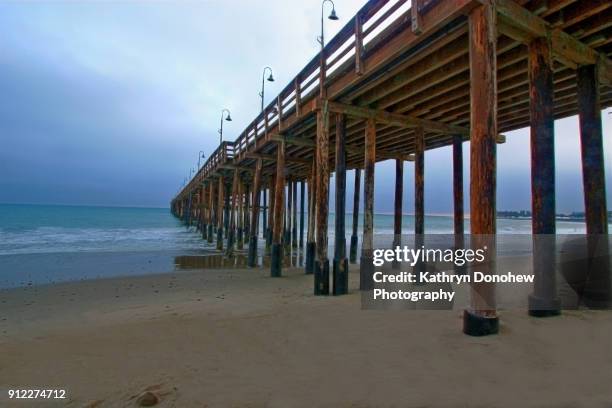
325 100 469 135
495 0 611 85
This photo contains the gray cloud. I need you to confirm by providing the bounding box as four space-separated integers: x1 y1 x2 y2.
0 0 609 212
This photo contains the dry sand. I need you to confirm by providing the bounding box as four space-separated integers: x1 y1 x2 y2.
0 265 611 407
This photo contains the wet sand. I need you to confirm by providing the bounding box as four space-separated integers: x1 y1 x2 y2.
0 265 611 407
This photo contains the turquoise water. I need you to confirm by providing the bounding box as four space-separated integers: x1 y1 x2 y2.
0 204 590 256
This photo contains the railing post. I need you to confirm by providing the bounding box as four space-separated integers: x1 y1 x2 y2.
294 77 302 117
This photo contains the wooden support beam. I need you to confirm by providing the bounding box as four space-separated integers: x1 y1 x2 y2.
207 181 214 243
299 180 305 249
245 152 312 165
360 118 376 291
305 158 317 275
530 37 556 237
578 64 608 235
465 2 498 336
349 169 361 264
247 159 263 267
414 127 425 236
326 100 469 135
495 0 611 76
243 183 250 238
333 113 349 295
528 36 560 316
271 142 286 277
285 179 293 253
269 134 316 148
346 144 412 161
266 177 275 253
216 176 225 251
226 168 240 255
393 158 404 269
237 179 245 250
314 102 331 295
453 135 464 235
292 181 298 249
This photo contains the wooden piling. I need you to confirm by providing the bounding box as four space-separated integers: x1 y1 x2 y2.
360 119 376 290
577 64 608 235
299 180 305 249
333 113 348 295
392 158 403 270
414 127 425 236
216 176 225 250
262 188 268 239
453 135 464 235
285 179 293 252
237 179 245 250
292 180 298 249
528 36 560 317
305 158 317 275
315 103 330 295
577 64 610 309
271 141 286 277
203 188 209 238
349 169 361 264
223 185 230 238
248 159 263 267
464 3 498 336
266 177 275 255
208 181 214 243
226 169 239 255
453 135 466 276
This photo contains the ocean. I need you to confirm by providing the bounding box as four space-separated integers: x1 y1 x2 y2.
0 204 594 288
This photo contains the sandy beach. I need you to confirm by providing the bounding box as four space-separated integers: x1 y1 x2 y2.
1 264 610 407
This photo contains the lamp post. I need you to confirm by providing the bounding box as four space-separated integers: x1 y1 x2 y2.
218 109 232 144
198 151 205 170
259 67 275 112
317 0 339 50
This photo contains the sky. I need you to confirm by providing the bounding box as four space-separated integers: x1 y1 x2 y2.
0 0 610 214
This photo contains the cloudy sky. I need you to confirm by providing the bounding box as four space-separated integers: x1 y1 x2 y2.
0 0 610 213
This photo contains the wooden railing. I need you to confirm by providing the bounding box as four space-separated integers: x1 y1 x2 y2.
176 0 420 200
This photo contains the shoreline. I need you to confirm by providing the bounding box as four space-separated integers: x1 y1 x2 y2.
1 265 610 407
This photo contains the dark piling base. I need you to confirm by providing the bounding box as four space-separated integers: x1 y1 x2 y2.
216 228 223 251
247 236 258 267
207 224 214 244
333 257 349 295
270 243 282 277
237 228 244 250
360 256 374 291
292 231 298 248
462 310 499 336
314 259 330 295
528 294 561 317
202 223 208 240
305 242 316 275
349 235 358 264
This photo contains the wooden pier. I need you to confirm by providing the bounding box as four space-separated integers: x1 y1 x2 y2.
172 0 611 336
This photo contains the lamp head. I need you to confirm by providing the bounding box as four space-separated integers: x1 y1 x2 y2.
267 73 275 82
328 8 339 20
225 113 232 121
